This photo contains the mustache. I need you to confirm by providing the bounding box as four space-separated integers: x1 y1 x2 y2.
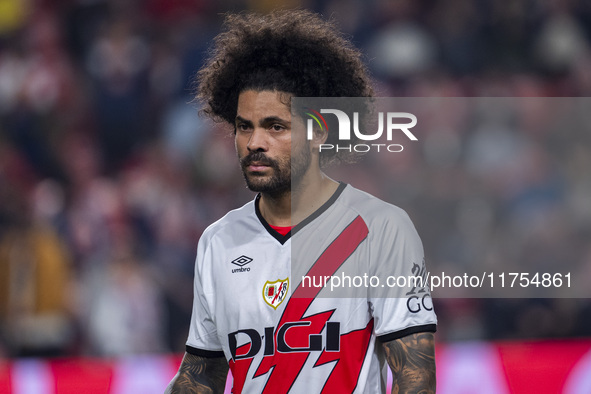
241 152 279 168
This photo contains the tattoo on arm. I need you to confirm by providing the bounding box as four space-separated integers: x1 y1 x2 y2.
383 332 436 394
165 352 229 394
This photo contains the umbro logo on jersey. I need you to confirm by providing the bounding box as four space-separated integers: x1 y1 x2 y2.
263 278 289 309
231 255 252 273
232 255 252 266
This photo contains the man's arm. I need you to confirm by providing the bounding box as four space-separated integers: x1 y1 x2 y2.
165 352 229 394
382 332 436 394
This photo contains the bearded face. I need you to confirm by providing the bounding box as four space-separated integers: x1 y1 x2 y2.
235 90 312 196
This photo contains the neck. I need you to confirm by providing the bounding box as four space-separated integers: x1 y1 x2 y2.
258 190 291 227
259 171 339 227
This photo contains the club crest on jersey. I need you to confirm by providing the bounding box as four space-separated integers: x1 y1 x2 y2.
262 278 289 309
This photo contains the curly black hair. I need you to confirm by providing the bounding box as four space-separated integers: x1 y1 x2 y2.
195 9 374 164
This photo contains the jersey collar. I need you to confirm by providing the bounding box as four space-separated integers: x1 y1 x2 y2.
254 182 347 245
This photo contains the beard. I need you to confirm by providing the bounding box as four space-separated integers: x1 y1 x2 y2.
240 146 311 196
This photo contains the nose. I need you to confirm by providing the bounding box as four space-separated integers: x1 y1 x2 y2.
247 127 268 152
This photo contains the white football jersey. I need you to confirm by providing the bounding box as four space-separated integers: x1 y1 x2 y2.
187 183 436 393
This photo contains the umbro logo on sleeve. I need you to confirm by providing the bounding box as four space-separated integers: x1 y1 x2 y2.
231 255 252 273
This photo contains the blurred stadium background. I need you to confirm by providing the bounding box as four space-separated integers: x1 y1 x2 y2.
0 0 590 392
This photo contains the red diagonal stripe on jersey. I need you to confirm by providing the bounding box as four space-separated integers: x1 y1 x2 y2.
250 215 369 394
294 215 369 300
315 319 374 393
229 343 254 394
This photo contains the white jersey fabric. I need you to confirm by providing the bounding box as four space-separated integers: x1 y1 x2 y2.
187 183 436 393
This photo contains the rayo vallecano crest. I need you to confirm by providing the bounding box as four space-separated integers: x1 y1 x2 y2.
262 278 289 309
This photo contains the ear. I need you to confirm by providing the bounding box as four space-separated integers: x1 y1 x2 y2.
310 126 328 150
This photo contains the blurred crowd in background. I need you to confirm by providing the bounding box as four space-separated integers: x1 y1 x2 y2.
0 0 590 359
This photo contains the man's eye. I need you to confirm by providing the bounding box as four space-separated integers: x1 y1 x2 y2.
271 124 285 131
237 123 250 131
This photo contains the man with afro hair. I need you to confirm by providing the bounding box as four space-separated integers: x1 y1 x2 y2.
166 9 436 394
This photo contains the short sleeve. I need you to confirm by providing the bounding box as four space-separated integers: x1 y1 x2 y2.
186 235 225 357
367 208 437 342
